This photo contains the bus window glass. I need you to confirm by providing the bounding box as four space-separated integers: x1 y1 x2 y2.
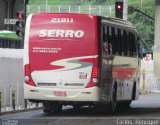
111 27 116 55
128 32 136 57
117 29 122 55
102 25 112 55
123 30 127 56
121 30 124 56
115 28 119 56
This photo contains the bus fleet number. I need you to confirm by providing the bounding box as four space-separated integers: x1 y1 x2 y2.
51 18 73 23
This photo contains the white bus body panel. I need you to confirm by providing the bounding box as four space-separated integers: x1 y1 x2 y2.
24 84 100 102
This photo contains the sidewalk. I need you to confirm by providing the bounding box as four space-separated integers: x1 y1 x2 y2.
0 104 42 115
131 94 160 108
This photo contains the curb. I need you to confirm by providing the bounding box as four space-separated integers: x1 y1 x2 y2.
0 107 42 116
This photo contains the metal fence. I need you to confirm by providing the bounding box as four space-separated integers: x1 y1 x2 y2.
27 5 115 17
0 37 23 49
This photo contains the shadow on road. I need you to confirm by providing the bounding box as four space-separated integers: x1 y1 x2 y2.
42 105 160 117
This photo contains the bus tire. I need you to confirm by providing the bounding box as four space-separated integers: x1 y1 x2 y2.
52 103 62 113
42 101 53 114
109 82 117 113
124 101 131 108
43 109 52 113
118 101 131 109
132 83 136 100
73 104 81 111
42 101 62 114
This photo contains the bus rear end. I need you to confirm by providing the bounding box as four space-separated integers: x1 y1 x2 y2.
24 13 100 104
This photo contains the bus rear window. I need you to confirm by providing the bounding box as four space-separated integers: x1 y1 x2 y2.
29 13 98 54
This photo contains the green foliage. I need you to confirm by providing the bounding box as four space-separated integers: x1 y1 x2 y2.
128 0 155 53
29 0 74 5
0 31 19 39
29 0 113 5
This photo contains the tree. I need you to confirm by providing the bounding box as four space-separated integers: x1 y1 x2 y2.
96 0 106 3
128 0 155 53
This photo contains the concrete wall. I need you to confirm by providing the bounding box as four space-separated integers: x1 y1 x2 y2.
0 49 41 112
0 57 24 110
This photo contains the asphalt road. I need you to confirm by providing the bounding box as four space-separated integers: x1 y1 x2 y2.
1 94 160 125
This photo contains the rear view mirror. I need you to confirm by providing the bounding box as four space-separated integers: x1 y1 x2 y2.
142 48 146 57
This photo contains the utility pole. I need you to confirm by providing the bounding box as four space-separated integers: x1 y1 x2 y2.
153 0 160 86
123 0 128 20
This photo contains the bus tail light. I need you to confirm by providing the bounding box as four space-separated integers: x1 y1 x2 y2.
91 66 98 78
86 66 99 88
24 64 36 86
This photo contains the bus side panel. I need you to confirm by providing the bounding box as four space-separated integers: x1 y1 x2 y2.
113 56 139 101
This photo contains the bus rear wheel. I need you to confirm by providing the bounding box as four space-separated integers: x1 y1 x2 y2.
118 101 131 109
43 109 52 113
108 83 117 113
52 103 62 113
42 101 62 114
73 104 81 111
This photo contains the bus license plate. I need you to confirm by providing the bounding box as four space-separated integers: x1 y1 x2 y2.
53 91 67 97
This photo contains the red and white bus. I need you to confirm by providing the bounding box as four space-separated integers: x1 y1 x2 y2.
24 13 142 113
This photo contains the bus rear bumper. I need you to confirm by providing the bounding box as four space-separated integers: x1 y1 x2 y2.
24 84 101 102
